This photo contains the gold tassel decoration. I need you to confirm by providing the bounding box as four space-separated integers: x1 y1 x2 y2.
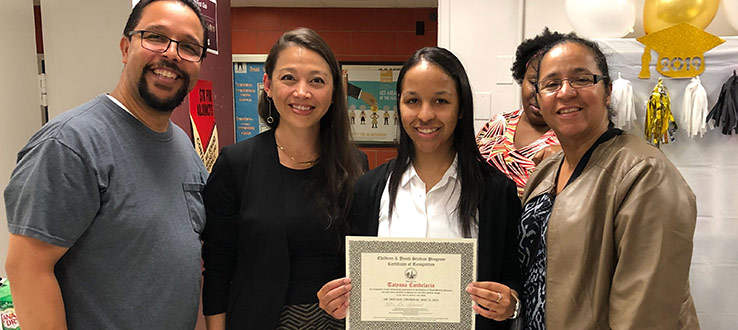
645 78 677 147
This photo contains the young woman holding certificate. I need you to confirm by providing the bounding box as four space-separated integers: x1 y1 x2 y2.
318 47 522 329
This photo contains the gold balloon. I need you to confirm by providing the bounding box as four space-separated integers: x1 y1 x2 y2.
643 0 720 34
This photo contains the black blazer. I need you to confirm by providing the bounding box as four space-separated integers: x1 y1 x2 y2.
201 129 292 329
349 161 522 330
201 130 368 329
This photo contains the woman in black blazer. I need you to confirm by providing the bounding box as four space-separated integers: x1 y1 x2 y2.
317 47 522 329
201 28 365 329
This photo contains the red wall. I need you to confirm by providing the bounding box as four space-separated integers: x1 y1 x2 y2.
231 7 437 62
360 147 398 170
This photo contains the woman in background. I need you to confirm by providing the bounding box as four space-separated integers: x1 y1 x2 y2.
318 47 522 329
519 33 699 329
477 28 563 196
201 28 366 329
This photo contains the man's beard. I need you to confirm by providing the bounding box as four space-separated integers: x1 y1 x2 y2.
137 61 190 113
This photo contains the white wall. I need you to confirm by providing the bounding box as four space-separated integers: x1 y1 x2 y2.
0 1 43 277
438 0 523 134
40 0 129 119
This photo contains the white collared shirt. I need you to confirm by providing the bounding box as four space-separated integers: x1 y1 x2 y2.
378 156 478 238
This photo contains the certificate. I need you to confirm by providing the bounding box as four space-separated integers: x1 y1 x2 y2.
345 236 477 330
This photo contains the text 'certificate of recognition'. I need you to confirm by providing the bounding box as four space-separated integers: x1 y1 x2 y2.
345 236 477 330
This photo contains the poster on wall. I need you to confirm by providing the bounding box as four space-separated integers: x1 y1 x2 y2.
198 0 218 55
233 60 268 142
189 79 219 172
343 64 402 144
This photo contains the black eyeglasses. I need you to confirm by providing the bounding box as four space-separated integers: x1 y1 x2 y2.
536 74 607 95
128 30 205 62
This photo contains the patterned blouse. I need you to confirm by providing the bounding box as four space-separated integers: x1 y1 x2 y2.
518 193 554 330
476 108 559 196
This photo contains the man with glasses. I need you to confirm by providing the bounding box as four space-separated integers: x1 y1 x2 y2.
5 1 209 329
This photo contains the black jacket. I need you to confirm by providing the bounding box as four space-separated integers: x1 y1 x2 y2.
201 130 368 329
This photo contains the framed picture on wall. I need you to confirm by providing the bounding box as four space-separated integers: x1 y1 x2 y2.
232 54 269 143
342 63 403 145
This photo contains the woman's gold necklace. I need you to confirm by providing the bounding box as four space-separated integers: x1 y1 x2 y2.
276 141 319 167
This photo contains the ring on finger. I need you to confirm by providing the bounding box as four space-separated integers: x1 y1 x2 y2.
495 291 502 303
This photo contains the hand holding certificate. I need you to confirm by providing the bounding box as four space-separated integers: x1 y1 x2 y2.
344 236 477 330
318 277 352 320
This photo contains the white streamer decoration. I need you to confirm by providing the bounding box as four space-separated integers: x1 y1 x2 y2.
611 72 637 130
682 76 709 138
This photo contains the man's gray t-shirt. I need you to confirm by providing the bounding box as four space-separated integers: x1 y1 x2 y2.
5 94 208 329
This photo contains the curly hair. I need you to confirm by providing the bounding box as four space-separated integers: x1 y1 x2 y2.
510 27 567 84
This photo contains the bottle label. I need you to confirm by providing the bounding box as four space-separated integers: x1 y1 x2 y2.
1 307 19 329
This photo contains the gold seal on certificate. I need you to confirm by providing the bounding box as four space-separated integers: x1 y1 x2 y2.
345 236 477 329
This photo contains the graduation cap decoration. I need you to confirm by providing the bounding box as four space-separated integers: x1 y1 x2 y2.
637 23 725 79
706 71 738 135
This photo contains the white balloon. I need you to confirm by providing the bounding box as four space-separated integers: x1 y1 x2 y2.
565 0 636 38
722 0 738 32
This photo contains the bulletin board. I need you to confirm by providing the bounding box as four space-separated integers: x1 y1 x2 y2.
232 54 268 143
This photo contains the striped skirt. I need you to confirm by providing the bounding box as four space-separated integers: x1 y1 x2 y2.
276 303 345 330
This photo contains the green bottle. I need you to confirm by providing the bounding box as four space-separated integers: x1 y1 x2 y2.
0 278 20 330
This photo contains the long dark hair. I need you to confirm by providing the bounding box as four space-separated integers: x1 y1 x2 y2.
258 27 363 228
388 47 493 238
